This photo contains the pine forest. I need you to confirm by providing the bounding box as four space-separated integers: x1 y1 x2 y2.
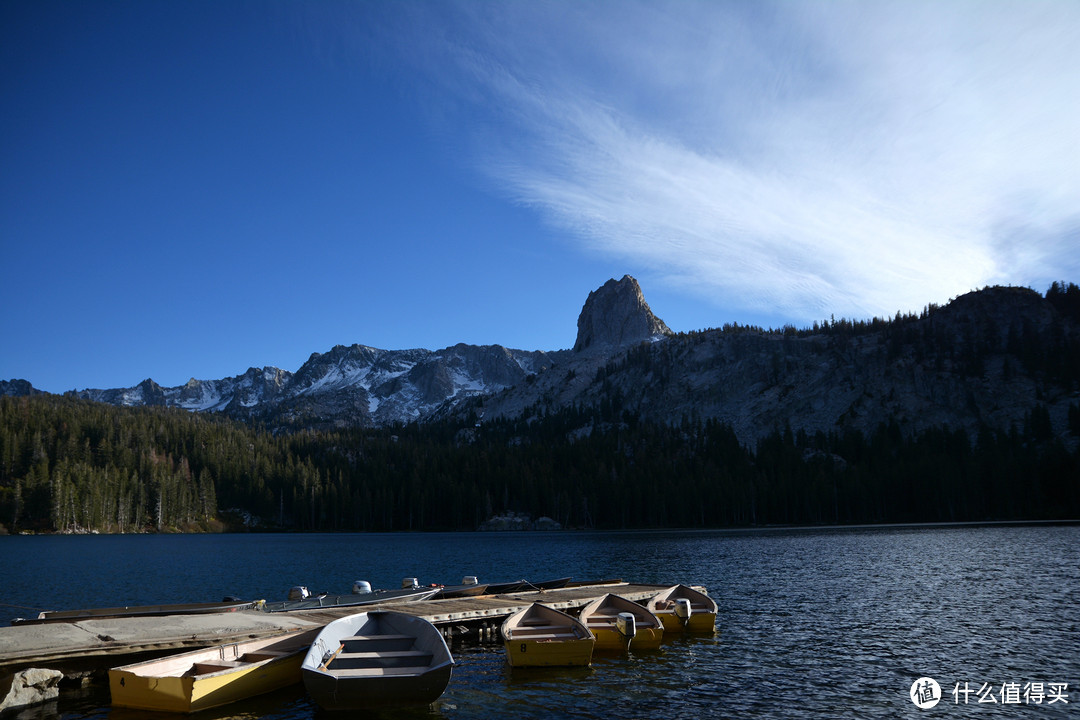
2 390 1077 534
3 282 1078 534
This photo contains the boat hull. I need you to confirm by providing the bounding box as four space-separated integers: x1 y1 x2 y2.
14 600 257 625
591 625 664 652
110 654 305 713
655 611 717 633
504 636 595 667
302 664 453 710
261 587 439 613
486 577 572 594
434 583 490 599
301 610 454 710
108 629 317 713
579 593 665 652
647 584 719 634
501 602 595 667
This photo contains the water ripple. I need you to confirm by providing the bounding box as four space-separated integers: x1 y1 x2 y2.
6 525 1077 719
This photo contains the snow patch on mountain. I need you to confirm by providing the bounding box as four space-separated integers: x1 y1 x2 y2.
120 386 145 406
67 341 560 429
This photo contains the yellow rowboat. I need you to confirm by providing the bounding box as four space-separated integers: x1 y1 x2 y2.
501 602 595 667
108 627 319 713
579 593 664 652
646 584 718 634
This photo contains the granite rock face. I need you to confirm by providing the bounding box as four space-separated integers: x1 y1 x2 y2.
0 379 42 398
0 668 63 713
573 275 673 353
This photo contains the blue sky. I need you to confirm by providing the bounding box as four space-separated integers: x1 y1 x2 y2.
3 0 1078 394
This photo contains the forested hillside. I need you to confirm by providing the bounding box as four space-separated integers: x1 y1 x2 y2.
472 283 1080 444
2 392 1077 534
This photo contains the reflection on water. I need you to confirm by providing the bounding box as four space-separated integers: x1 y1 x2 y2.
3 524 1076 719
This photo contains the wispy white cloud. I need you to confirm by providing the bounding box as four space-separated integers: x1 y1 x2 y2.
374 0 1080 322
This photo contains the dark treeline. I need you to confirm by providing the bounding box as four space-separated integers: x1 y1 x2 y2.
668 282 1080 387
2 393 1077 534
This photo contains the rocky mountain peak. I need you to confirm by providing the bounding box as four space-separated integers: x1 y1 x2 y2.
573 275 673 352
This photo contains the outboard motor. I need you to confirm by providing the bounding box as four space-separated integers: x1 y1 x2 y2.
352 580 372 595
616 612 637 640
461 575 479 586
402 577 419 589
674 598 693 626
288 586 310 601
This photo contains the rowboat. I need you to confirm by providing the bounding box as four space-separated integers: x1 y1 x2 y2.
501 602 595 667
432 576 491 599
434 583 490 599
646 584 718 633
578 593 664 652
108 627 319 713
12 599 259 625
260 586 439 613
486 576 572 594
302 611 453 710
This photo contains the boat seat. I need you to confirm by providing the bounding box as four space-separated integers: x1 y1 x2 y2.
330 665 430 678
330 650 432 670
192 661 244 674
240 651 288 662
510 624 565 634
341 634 414 642
340 634 417 653
513 631 579 641
336 650 430 658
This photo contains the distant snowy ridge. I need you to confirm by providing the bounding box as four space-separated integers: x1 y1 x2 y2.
70 343 562 429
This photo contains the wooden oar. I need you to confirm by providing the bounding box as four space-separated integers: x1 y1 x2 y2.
319 643 345 671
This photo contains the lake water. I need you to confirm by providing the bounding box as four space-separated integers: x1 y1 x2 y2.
1 524 1077 719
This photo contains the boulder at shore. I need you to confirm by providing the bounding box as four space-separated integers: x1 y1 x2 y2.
0 668 63 713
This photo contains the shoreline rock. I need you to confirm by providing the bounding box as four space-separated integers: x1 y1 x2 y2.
0 668 63 714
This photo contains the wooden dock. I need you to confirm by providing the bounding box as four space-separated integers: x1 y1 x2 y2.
0 581 693 677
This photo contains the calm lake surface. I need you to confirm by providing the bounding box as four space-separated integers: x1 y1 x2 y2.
1 525 1077 719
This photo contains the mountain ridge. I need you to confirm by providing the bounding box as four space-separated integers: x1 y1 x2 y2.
58 343 562 429
448 284 1077 447
4 279 1079 445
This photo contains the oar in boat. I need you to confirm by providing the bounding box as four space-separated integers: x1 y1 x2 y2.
319 643 345 671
